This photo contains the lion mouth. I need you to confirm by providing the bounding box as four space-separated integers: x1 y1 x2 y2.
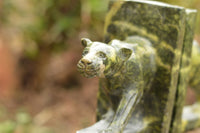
77 62 100 78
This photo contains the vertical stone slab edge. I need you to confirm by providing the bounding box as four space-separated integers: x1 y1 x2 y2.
170 9 197 133
162 8 186 133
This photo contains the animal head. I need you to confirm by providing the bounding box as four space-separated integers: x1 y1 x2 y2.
77 38 132 78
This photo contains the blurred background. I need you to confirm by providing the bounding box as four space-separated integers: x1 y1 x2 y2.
0 0 199 133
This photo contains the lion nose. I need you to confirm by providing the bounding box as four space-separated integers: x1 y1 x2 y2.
80 58 92 66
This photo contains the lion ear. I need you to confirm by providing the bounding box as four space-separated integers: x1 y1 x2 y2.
119 48 132 61
81 38 92 47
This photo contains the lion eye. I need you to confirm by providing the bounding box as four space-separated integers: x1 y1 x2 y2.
97 52 106 58
82 50 89 56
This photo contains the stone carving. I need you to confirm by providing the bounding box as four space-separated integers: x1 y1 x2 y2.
76 0 197 133
77 36 156 133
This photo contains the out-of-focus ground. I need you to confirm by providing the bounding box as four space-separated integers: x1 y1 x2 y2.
0 39 98 133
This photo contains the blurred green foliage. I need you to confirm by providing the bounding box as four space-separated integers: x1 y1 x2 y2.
0 0 109 58
21 0 81 57
0 107 54 133
0 0 110 91
0 121 16 133
1 0 80 58
0 0 199 58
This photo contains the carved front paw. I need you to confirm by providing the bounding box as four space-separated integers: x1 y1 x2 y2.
77 129 100 133
99 127 121 133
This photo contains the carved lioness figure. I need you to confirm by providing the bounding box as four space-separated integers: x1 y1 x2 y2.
77 36 157 133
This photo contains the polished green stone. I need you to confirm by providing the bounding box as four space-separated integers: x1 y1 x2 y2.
170 9 197 133
104 0 186 133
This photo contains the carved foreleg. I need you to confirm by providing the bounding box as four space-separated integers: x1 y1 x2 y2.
100 86 143 133
77 109 114 133
77 79 114 133
97 79 113 121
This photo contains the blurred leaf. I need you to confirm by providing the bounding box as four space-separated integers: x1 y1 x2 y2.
0 120 16 133
16 112 32 125
0 106 7 119
88 0 108 13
